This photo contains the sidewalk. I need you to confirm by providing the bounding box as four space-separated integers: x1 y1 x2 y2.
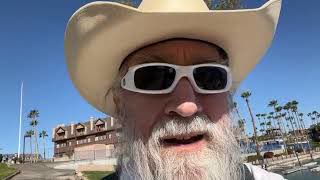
11 163 76 180
248 151 320 172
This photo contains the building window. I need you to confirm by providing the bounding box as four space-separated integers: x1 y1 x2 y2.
76 123 85 135
109 134 112 139
57 143 67 148
56 127 66 138
69 142 72 146
88 138 91 143
95 119 105 131
95 135 106 141
76 139 87 145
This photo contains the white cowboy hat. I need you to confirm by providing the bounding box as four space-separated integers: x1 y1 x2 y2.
65 0 282 117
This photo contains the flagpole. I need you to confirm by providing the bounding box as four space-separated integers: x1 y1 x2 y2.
18 82 23 158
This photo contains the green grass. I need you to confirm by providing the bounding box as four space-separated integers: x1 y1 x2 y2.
0 163 17 179
311 141 320 148
82 171 113 180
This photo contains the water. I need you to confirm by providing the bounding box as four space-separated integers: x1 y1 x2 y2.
283 159 320 180
284 169 320 180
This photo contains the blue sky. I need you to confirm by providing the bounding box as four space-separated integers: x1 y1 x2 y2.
0 0 319 155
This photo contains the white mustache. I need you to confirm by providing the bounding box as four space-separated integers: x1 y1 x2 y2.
151 115 213 141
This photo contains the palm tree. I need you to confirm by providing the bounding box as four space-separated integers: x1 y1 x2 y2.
307 112 315 125
283 102 302 143
28 110 40 161
298 113 304 127
298 112 313 159
256 114 261 122
268 101 287 154
256 114 261 135
315 111 320 124
312 117 316 125
284 102 304 151
282 113 289 132
312 111 319 124
260 122 266 132
233 102 244 122
241 91 263 167
25 130 34 162
39 130 48 160
23 130 33 163
261 113 268 130
290 103 303 131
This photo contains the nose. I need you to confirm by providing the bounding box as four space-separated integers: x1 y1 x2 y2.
164 78 202 117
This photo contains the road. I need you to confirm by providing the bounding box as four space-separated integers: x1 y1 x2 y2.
11 163 76 180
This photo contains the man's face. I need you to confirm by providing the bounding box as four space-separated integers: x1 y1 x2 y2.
117 39 241 180
121 39 229 140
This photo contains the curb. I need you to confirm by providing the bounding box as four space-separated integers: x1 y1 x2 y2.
3 170 21 180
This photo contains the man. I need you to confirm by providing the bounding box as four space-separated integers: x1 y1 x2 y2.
65 0 285 179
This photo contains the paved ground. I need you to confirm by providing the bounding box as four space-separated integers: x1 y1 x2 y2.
11 163 76 180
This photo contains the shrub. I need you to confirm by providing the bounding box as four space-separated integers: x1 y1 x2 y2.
295 148 304 153
247 155 263 162
274 153 283 157
263 152 274 159
287 148 294 154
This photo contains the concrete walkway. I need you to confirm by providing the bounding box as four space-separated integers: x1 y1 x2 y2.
11 163 76 180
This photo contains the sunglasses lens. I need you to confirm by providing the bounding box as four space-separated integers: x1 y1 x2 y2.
134 65 176 90
193 66 228 90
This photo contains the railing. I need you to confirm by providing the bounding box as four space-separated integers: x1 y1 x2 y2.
248 147 320 165
54 135 67 140
74 149 116 161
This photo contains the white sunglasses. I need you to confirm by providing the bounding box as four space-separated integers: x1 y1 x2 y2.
121 63 232 94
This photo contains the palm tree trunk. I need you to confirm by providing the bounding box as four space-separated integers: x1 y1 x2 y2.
276 119 288 155
23 136 26 163
291 111 305 151
43 137 46 160
244 100 264 167
34 127 39 161
281 118 287 134
29 136 33 162
299 116 313 159
235 107 242 121
288 117 302 166
294 112 303 131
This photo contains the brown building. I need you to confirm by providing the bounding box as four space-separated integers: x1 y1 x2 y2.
52 117 121 161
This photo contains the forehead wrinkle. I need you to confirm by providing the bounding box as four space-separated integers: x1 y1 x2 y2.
128 51 168 66
120 40 229 71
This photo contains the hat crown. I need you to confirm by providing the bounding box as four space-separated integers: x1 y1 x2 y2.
138 0 210 12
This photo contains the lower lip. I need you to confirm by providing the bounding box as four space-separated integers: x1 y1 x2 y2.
162 138 207 153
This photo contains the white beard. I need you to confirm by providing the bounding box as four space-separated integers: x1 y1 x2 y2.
118 114 244 180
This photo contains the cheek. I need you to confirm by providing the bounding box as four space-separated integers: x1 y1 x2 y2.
121 91 166 138
199 93 229 122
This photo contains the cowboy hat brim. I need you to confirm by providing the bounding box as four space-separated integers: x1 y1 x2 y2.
65 0 281 117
